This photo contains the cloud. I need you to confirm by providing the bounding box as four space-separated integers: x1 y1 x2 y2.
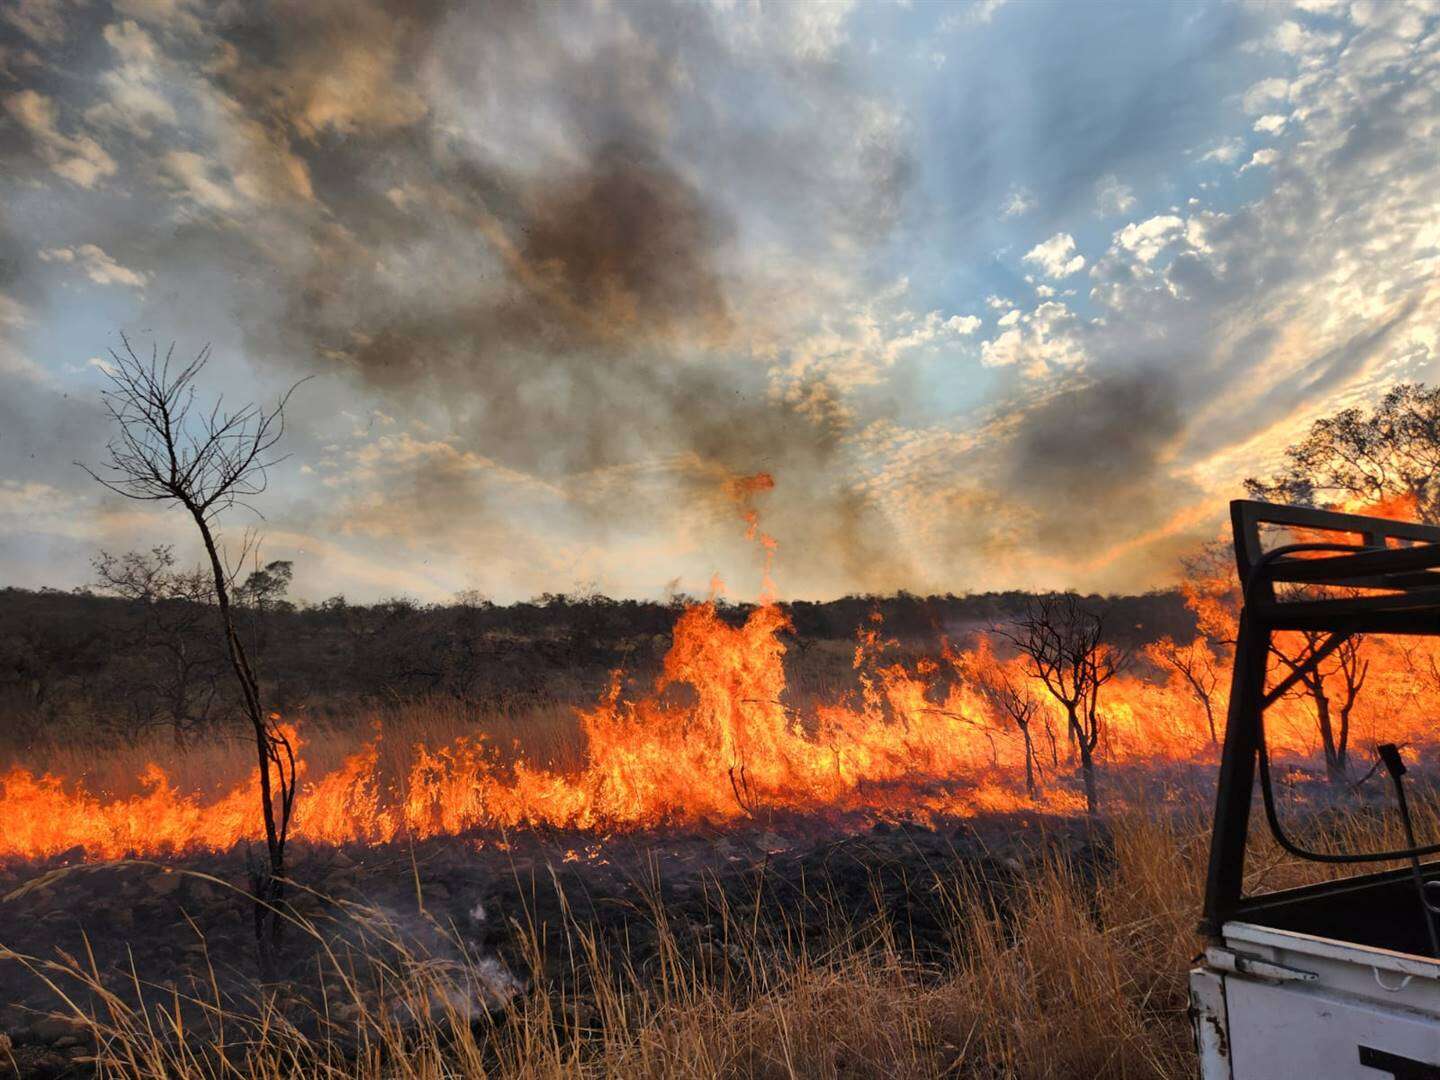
83 21 179 139
1000 185 1034 218
1238 147 1280 173
1022 232 1086 278
1095 175 1136 216
1199 137 1245 164
38 244 148 289
941 0 1010 29
1115 215 1185 264
3 0 66 45
979 300 1086 374
1242 77 1291 114
1 0 1438 601
4 90 117 188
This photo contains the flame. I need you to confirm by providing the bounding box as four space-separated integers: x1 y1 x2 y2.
6 490 1440 862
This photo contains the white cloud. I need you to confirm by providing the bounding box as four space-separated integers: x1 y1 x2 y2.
968 0 1010 25
1000 184 1034 218
1269 19 1343 58
1242 77 1291 114
1253 113 1288 135
0 292 49 387
0 481 77 517
939 0 1010 31
1239 147 1280 174
1199 137 1245 165
39 244 149 289
979 300 1085 374
1022 232 1086 278
1115 215 1185 264
0 294 27 331
4 89 117 188
84 21 178 139
1095 175 1136 216
160 150 239 211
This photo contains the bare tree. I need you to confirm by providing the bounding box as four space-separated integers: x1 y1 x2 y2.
80 336 303 965
974 658 1043 800
1271 629 1369 784
1000 594 1126 815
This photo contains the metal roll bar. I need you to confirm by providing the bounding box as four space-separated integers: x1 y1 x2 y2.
1202 500 1440 935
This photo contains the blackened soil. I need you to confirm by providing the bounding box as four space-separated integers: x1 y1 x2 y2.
0 812 1106 1078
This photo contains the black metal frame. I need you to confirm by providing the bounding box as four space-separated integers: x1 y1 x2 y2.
1201 499 1440 936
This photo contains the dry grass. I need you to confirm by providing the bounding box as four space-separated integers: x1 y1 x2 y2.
1 808 1210 1080
6 696 590 801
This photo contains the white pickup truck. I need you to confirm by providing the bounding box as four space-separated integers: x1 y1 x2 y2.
1193 501 1440 1079
1192 877 1440 1078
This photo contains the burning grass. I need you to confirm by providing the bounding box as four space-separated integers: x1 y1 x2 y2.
10 564 1440 865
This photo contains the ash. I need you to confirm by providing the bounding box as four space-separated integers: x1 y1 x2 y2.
0 812 1102 1078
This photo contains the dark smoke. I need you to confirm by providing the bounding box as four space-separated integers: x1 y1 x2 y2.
1008 371 1186 553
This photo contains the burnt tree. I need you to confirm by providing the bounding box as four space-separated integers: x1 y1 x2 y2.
974 658 1042 800
1271 629 1369 784
1001 594 1125 815
80 336 303 967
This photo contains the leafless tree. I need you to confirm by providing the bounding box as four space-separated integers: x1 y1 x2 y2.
999 594 1126 815
1271 629 1369 784
974 660 1042 800
80 336 303 965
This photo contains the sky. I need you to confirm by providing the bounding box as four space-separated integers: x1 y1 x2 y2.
1 0 1438 605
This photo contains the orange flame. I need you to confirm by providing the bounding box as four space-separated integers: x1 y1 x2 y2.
6 491 1440 862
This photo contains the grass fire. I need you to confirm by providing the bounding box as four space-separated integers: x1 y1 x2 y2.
3 2 1439 1078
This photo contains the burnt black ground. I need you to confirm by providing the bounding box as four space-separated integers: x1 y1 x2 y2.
0 812 1106 1078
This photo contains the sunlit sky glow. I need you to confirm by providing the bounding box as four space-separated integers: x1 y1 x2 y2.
2 0 1438 604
